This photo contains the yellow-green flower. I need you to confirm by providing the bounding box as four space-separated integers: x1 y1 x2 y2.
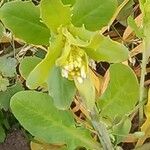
57 42 88 83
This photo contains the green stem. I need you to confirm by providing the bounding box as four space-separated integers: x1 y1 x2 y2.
90 107 114 150
139 50 147 124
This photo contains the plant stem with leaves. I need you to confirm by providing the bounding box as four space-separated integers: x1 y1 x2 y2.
139 50 147 124
90 107 113 150
139 0 150 124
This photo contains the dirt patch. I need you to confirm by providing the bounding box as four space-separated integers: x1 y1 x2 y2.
0 129 30 150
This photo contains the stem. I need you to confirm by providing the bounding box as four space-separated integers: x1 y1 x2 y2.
90 107 113 150
139 50 147 124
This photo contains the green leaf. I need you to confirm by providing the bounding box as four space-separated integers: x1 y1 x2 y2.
84 34 129 63
0 125 5 143
71 0 117 31
0 1 50 45
0 23 4 40
68 25 96 42
40 0 71 31
98 64 139 120
127 16 143 38
0 83 23 110
0 75 9 92
0 56 17 77
47 67 76 110
112 117 131 144
19 56 42 80
117 0 134 26
74 74 95 111
10 91 100 150
26 34 64 89
61 0 76 6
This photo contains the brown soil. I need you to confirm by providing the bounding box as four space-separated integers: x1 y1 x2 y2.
0 129 30 150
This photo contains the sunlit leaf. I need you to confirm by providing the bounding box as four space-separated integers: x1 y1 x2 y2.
61 0 76 6
0 1 50 45
98 64 139 120
85 34 129 63
71 0 117 31
40 0 71 31
10 91 100 150
26 34 64 89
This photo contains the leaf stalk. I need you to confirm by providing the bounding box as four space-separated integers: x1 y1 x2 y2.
90 107 114 150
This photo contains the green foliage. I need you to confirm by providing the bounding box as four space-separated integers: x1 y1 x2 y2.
75 74 95 111
71 0 117 31
98 63 139 120
0 56 17 77
0 0 142 149
0 75 9 92
40 0 71 31
85 34 129 63
26 34 64 89
127 16 143 38
10 91 100 150
0 23 4 40
0 83 23 110
117 0 134 25
19 56 42 80
0 1 50 45
61 0 76 5
112 117 131 144
47 66 76 110
0 125 5 143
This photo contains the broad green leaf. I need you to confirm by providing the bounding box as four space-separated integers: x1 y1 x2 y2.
0 1 50 45
19 56 42 80
84 34 129 63
61 0 76 6
47 67 76 110
112 117 131 144
71 0 117 31
40 0 71 31
10 91 100 150
0 75 9 92
0 125 5 143
0 56 17 77
0 83 23 110
26 34 64 89
98 64 139 120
